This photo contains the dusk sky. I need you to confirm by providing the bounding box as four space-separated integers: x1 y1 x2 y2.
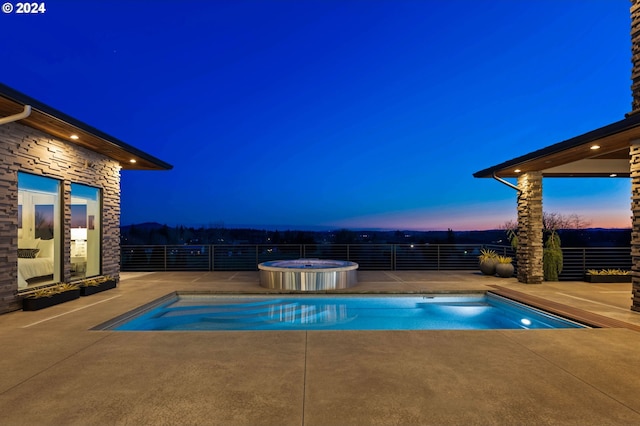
1 0 633 231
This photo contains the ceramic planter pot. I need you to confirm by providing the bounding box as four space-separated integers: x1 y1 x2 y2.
479 259 497 276
79 279 117 296
496 263 514 278
23 289 80 311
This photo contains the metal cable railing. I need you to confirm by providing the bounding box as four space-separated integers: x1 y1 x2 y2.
559 247 631 280
120 244 630 280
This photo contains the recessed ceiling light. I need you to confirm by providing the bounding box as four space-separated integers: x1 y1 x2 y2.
70 134 79 140
129 159 137 163
590 145 600 150
610 173 617 177
514 169 521 173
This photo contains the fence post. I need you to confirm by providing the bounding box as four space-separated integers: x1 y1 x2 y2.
163 246 167 271
392 245 396 270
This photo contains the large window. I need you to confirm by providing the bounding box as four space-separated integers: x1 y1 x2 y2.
17 172 61 289
70 183 101 278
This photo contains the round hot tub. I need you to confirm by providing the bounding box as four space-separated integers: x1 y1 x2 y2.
258 259 359 290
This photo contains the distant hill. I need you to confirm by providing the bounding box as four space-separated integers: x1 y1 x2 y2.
120 223 631 247
121 222 166 231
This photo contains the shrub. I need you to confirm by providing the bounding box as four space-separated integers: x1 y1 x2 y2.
543 231 563 281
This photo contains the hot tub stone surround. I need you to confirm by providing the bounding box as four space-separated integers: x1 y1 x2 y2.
0 121 121 314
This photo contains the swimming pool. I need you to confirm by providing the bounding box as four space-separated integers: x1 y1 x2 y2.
102 293 587 331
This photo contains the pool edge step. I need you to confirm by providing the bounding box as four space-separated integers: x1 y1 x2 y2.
488 285 640 331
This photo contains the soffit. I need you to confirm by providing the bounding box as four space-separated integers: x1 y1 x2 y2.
0 85 172 171
473 114 640 179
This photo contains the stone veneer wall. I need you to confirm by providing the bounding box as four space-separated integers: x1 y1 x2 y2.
631 142 640 311
516 172 544 284
631 0 640 114
631 1 640 311
0 121 121 314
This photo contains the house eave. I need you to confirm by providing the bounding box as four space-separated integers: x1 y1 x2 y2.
0 83 173 171
473 114 640 179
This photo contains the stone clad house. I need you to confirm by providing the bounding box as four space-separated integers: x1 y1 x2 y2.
0 83 171 314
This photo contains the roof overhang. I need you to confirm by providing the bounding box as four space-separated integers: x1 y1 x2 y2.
0 83 172 171
473 113 640 179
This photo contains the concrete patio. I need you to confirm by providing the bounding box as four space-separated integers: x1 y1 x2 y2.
0 271 639 425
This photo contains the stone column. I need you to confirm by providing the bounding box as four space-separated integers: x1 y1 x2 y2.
516 172 544 284
630 142 640 311
631 0 640 114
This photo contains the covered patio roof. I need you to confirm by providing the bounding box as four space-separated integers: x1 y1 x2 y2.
0 83 172 171
473 113 640 179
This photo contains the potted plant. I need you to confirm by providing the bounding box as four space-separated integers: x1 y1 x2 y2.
478 248 498 276
495 256 514 278
584 269 632 283
23 283 80 311
79 275 117 296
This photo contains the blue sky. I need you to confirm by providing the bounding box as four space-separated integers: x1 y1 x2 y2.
1 0 633 230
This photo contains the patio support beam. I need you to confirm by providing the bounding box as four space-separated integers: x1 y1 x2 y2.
631 141 640 311
516 172 544 284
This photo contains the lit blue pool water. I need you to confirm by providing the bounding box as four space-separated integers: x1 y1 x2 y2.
108 293 586 331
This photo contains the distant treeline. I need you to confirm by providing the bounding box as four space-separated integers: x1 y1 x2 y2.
120 223 631 247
